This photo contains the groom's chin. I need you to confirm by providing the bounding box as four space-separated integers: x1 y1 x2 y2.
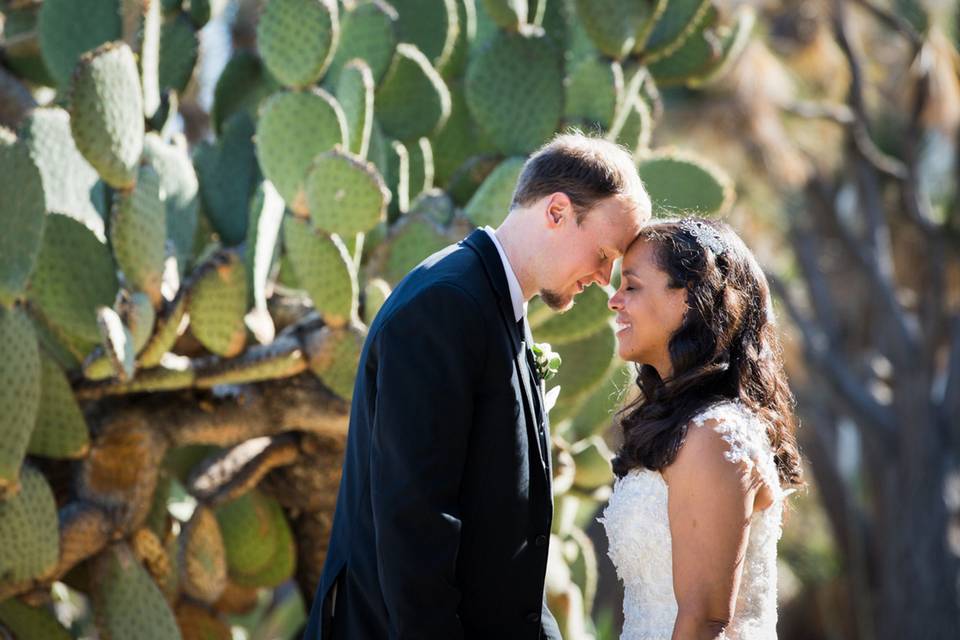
540 288 574 313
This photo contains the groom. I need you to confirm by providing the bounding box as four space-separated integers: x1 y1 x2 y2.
303 132 650 639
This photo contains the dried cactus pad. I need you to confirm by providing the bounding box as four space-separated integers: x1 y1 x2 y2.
257 0 339 88
69 42 144 190
465 29 563 155
255 88 347 212
283 216 358 328
187 253 249 358
0 129 45 307
0 307 41 494
0 464 59 584
306 149 390 236
179 506 227 604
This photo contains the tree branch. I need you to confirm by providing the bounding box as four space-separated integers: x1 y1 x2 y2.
852 0 924 52
769 273 897 442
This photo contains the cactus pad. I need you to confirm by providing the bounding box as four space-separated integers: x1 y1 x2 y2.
575 0 657 59
216 490 282 579
187 252 249 357
255 88 348 213
211 50 280 135
110 164 167 306
0 130 46 307
283 216 358 328
481 0 527 30
375 43 452 143
179 506 227 604
336 59 375 160
194 112 261 247
143 133 200 274
641 0 711 60
28 350 90 459
637 148 734 216
0 464 59 584
0 599 71 640
0 307 41 494
306 324 365 399
464 155 526 228
257 0 339 89
69 42 144 189
38 0 122 88
28 214 119 351
564 57 623 130
530 284 613 345
327 0 398 85
306 149 390 236
391 0 460 68
465 29 563 155
91 543 182 640
549 321 617 404
159 12 199 94
19 108 105 244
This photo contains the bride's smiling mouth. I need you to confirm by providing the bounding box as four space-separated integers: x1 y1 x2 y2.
615 317 631 334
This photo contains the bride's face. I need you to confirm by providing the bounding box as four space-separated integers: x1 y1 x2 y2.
608 239 688 377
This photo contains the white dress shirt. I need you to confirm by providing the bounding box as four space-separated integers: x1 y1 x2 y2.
483 226 526 323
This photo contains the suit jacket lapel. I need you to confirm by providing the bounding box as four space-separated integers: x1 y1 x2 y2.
462 231 549 480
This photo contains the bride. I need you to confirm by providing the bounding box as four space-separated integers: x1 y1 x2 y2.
600 217 805 639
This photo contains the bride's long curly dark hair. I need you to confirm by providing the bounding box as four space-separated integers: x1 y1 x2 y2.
611 218 804 489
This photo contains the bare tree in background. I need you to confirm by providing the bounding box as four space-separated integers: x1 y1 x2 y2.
714 0 960 636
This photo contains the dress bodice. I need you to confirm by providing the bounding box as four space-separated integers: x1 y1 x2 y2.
598 400 788 639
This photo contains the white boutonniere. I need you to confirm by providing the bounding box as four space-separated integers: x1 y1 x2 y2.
531 342 561 382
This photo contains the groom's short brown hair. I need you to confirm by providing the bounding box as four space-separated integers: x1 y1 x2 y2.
510 131 649 225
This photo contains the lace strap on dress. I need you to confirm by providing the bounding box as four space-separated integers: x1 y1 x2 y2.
689 400 784 501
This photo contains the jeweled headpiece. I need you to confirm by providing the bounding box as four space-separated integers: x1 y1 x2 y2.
678 218 727 256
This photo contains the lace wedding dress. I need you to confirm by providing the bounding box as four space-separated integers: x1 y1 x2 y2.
599 400 788 639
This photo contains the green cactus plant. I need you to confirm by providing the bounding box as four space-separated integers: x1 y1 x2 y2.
0 2 752 637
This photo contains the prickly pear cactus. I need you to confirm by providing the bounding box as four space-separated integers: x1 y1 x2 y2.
0 0 750 637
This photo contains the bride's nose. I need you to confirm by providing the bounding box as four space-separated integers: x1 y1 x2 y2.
608 289 623 311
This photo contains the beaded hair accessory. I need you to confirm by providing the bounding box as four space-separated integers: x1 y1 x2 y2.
678 218 727 256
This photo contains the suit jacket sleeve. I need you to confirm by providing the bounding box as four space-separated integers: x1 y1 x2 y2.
369 283 487 639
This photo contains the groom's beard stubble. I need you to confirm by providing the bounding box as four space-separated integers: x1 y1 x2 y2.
540 288 574 313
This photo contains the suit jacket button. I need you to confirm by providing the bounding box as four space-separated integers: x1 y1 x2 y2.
535 534 548 547
525 612 539 623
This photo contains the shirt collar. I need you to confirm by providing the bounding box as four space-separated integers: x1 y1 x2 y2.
483 226 526 323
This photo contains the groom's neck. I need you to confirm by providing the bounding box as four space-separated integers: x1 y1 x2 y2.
493 217 537 301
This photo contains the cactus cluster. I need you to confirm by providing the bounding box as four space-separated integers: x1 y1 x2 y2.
0 0 748 637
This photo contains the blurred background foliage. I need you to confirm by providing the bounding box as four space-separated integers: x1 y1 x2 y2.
0 0 958 638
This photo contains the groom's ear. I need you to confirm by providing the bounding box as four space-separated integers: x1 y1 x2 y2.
545 192 572 227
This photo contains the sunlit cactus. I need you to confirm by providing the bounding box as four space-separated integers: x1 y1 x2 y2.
0 0 751 637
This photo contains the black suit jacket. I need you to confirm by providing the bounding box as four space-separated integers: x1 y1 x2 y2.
302 229 561 640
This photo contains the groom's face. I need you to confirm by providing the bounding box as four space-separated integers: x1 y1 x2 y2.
539 195 645 312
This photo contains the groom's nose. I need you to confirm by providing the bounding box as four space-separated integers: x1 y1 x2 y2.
591 263 612 287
